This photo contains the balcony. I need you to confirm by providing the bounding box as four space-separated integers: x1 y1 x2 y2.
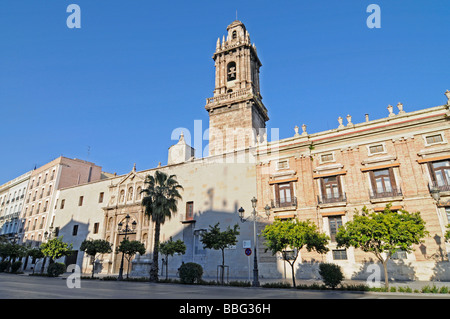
205 88 254 107
429 181 450 193
271 197 297 209
318 192 347 205
370 186 403 201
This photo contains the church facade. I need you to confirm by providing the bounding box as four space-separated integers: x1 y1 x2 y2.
8 20 450 282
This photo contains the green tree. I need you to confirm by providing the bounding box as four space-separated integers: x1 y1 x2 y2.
116 239 146 279
201 222 240 284
336 204 428 289
445 224 450 242
141 170 183 282
40 236 73 264
0 242 28 272
261 219 329 288
159 237 186 280
80 239 113 278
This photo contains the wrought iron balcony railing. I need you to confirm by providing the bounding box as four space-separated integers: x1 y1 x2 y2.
317 192 347 204
271 197 297 209
429 181 450 193
369 186 403 199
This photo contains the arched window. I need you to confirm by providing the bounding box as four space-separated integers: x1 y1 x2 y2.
227 62 236 81
232 30 237 39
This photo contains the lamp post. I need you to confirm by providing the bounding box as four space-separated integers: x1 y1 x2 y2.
117 214 136 281
238 197 271 287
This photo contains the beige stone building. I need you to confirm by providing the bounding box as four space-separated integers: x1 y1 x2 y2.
256 98 450 280
0 171 31 240
19 156 102 247
20 20 450 283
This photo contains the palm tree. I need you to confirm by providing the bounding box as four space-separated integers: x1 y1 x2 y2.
141 170 183 282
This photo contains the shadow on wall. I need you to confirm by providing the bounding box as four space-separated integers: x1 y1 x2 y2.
132 196 279 280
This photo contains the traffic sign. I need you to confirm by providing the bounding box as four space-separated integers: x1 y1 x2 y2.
245 248 252 256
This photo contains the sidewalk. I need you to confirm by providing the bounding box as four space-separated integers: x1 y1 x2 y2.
65 270 450 291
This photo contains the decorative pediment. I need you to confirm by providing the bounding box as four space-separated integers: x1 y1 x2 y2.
114 164 146 187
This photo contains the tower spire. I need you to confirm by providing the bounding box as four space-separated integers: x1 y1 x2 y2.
205 21 269 156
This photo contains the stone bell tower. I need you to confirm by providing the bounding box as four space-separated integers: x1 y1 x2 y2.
205 20 269 156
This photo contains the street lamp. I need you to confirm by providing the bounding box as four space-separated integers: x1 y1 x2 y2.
430 186 441 203
237 197 271 287
117 214 136 281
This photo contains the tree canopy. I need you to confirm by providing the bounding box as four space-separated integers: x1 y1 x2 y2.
261 219 329 287
336 204 428 289
141 170 183 282
80 239 113 278
40 237 73 263
201 222 240 284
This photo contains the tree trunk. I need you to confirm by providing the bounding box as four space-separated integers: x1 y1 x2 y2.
221 249 225 285
150 221 161 282
383 260 389 290
165 257 168 280
289 262 296 288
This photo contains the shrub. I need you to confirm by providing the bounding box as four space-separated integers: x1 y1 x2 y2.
439 286 449 294
262 282 291 289
0 261 10 272
47 262 66 277
178 262 203 284
319 263 344 289
11 261 22 273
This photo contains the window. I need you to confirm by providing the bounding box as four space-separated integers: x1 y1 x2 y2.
429 160 450 188
274 182 295 207
232 30 237 39
78 196 84 206
369 168 401 198
277 160 289 170
60 199 65 209
72 225 78 236
320 153 334 163
369 144 384 154
332 249 347 260
425 134 443 145
227 62 236 81
328 216 343 242
93 222 99 234
319 176 344 203
186 202 194 221
98 192 104 203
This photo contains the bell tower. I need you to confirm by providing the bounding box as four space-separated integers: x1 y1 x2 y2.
205 20 269 156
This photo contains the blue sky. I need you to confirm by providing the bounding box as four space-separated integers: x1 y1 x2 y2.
0 1 449 184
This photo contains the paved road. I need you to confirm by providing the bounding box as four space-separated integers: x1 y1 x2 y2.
1 273 449 300
2 273 449 318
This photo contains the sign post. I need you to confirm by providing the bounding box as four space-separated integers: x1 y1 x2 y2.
243 241 252 282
